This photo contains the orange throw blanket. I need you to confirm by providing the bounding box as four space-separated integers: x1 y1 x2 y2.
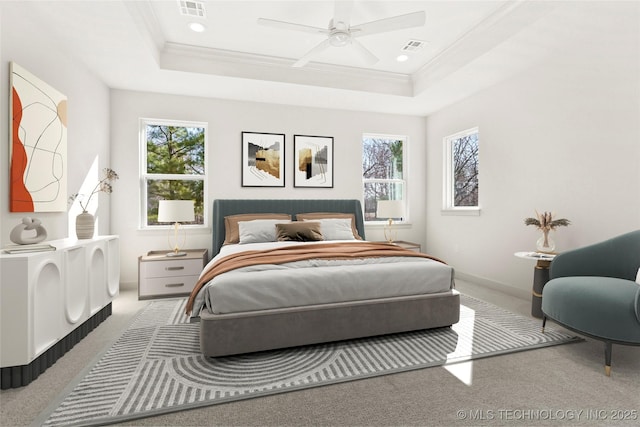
186 242 446 315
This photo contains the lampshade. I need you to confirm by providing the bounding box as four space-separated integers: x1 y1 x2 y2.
377 200 405 220
158 200 195 223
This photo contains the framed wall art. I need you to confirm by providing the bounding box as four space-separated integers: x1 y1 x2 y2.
294 135 333 188
10 62 68 212
241 131 285 187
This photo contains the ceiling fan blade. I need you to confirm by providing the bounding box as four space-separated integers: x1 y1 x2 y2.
351 11 426 37
333 0 354 26
257 18 328 35
350 39 379 66
293 38 332 67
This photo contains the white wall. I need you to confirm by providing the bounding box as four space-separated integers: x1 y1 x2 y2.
425 1 640 297
0 3 111 246
110 90 426 284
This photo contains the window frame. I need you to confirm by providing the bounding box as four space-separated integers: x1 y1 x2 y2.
442 127 480 216
139 118 208 230
362 133 409 224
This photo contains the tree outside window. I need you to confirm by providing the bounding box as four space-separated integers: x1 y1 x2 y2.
443 128 479 213
141 120 206 227
362 134 406 221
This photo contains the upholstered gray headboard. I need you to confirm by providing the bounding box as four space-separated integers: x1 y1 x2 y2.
212 199 365 256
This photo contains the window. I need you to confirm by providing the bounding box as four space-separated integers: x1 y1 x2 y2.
362 134 407 221
443 127 479 214
140 119 207 227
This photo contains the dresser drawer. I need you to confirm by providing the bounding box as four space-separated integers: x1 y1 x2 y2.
140 257 202 279
139 275 199 297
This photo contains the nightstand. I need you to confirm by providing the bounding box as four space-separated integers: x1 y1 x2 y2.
377 240 421 252
138 249 208 300
393 240 421 252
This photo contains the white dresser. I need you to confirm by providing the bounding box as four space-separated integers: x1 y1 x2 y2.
0 236 119 389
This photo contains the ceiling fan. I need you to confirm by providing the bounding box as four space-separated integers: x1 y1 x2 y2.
257 1 425 68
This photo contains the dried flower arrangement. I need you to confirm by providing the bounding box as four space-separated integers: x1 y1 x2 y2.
524 210 570 251
524 211 571 231
69 168 119 212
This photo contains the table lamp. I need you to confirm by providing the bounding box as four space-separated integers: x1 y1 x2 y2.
377 200 405 243
157 200 195 257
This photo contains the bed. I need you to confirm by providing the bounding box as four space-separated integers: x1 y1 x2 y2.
187 199 460 357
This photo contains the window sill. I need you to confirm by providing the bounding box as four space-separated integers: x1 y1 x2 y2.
365 222 413 229
137 225 211 234
441 208 481 216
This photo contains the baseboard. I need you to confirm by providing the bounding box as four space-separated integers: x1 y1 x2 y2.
120 281 138 291
0 303 112 390
455 271 530 300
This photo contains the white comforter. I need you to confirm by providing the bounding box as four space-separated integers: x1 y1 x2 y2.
191 240 454 316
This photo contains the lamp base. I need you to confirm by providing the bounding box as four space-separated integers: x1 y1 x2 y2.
383 219 397 243
165 251 187 257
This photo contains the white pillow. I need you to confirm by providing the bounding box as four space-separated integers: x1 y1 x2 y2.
238 219 291 244
304 218 355 240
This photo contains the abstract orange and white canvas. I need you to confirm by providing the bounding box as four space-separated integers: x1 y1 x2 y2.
10 62 67 212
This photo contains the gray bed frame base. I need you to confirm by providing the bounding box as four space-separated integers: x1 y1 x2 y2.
201 199 460 358
200 291 460 357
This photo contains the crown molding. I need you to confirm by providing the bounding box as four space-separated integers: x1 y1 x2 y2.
123 0 166 65
160 42 414 96
412 0 555 95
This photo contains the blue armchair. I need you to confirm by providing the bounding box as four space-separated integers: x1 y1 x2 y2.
541 230 640 376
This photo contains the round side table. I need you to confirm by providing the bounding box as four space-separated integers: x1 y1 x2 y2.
514 252 556 318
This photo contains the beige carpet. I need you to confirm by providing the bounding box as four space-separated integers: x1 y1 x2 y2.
2 282 639 426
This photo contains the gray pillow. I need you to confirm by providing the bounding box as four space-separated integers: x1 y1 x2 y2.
238 219 291 244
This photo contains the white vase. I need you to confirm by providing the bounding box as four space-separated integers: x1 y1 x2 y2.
76 211 95 239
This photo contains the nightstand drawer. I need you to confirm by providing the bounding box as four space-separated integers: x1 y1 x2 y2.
140 258 202 279
140 275 199 297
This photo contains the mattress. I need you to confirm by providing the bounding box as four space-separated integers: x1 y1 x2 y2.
190 240 454 316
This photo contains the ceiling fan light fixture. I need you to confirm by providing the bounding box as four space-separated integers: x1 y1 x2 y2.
329 31 350 47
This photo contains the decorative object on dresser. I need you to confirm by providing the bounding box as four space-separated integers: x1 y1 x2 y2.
293 135 334 188
75 211 96 240
138 249 208 300
377 199 405 243
0 236 119 389
3 243 56 254
69 168 119 239
524 210 570 253
9 217 48 244
157 199 195 256
241 131 285 187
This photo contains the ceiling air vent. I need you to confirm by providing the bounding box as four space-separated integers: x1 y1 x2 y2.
401 39 426 52
178 0 206 18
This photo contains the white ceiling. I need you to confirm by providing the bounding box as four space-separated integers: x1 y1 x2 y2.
18 0 630 116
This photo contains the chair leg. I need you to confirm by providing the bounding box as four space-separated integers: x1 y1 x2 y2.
541 316 547 333
604 341 612 377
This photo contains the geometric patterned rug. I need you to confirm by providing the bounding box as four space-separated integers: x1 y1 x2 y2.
38 295 579 426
